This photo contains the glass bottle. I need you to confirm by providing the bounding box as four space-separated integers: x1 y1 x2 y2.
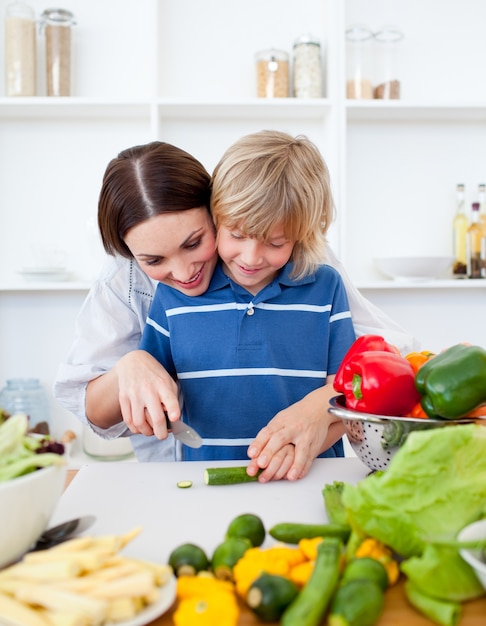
0 378 50 433
4 0 36 96
452 183 468 277
40 8 76 96
373 25 403 99
293 34 323 98
467 202 483 278
255 48 289 98
345 24 373 99
478 183 486 237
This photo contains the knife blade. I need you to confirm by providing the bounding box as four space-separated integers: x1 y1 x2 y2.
165 413 202 448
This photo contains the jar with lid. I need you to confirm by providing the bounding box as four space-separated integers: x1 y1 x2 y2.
292 34 323 98
373 25 403 99
255 48 289 98
40 8 76 96
0 378 50 433
4 0 36 96
345 24 373 99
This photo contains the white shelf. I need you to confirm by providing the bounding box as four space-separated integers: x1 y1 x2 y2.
357 279 486 290
346 101 486 122
0 282 92 292
0 97 152 119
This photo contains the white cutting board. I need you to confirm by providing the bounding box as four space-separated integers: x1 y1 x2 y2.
50 458 368 564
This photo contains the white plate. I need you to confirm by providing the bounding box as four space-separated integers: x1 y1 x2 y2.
113 574 176 626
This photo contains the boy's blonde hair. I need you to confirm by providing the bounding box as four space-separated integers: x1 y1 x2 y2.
211 130 334 278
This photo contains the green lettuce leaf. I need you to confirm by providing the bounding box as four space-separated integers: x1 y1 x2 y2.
341 424 486 602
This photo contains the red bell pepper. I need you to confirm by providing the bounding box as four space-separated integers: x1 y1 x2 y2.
334 350 421 416
334 335 400 390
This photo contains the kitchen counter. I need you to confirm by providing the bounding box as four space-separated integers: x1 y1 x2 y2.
59 460 486 625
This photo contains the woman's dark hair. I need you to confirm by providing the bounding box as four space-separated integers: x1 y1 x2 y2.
98 141 211 258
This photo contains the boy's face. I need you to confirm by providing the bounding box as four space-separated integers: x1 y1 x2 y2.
217 222 294 295
124 207 218 296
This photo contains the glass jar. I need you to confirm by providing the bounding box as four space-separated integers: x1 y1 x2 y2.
0 378 50 432
255 48 289 98
373 25 403 99
4 0 36 96
292 34 323 98
345 24 373 99
82 426 134 461
40 8 76 96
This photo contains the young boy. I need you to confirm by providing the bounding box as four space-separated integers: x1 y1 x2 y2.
139 130 356 480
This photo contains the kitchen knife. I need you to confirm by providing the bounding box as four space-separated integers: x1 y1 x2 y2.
165 413 202 448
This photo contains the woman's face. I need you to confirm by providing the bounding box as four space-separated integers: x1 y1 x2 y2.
124 207 218 296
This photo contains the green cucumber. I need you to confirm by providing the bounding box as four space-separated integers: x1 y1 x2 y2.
204 466 262 485
281 536 342 626
269 522 351 544
328 579 384 626
247 573 299 621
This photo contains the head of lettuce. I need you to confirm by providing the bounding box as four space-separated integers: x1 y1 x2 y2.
342 424 486 604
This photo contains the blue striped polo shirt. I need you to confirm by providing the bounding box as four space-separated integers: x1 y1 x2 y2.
139 261 356 460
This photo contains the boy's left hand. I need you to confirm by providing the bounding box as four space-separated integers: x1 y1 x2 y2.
246 377 344 482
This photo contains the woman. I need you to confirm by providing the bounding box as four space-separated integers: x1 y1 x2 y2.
54 140 417 471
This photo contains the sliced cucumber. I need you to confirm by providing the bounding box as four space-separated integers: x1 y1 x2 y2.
176 480 193 489
204 466 261 485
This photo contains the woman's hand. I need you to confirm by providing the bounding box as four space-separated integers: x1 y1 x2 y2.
246 377 344 482
86 350 181 438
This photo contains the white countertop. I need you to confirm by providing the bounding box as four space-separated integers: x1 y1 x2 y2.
51 458 368 564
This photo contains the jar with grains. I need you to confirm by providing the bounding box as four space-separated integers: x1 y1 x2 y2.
345 24 373 99
373 25 403 100
4 0 36 96
255 48 289 98
40 8 76 96
293 34 323 98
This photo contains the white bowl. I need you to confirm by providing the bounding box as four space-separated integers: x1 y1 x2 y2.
458 519 486 589
374 256 454 281
0 463 66 568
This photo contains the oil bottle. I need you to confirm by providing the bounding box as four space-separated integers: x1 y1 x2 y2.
467 202 483 278
452 183 468 277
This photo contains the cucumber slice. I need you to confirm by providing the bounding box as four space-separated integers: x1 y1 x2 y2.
176 480 193 489
204 466 262 485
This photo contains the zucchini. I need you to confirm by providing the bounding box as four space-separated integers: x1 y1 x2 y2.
269 522 351 544
211 537 251 581
281 536 342 626
340 557 389 591
328 579 384 626
176 480 193 489
204 466 262 485
168 543 209 577
226 513 266 547
247 573 299 621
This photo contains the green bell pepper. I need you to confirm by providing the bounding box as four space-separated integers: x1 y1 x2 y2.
415 344 486 419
